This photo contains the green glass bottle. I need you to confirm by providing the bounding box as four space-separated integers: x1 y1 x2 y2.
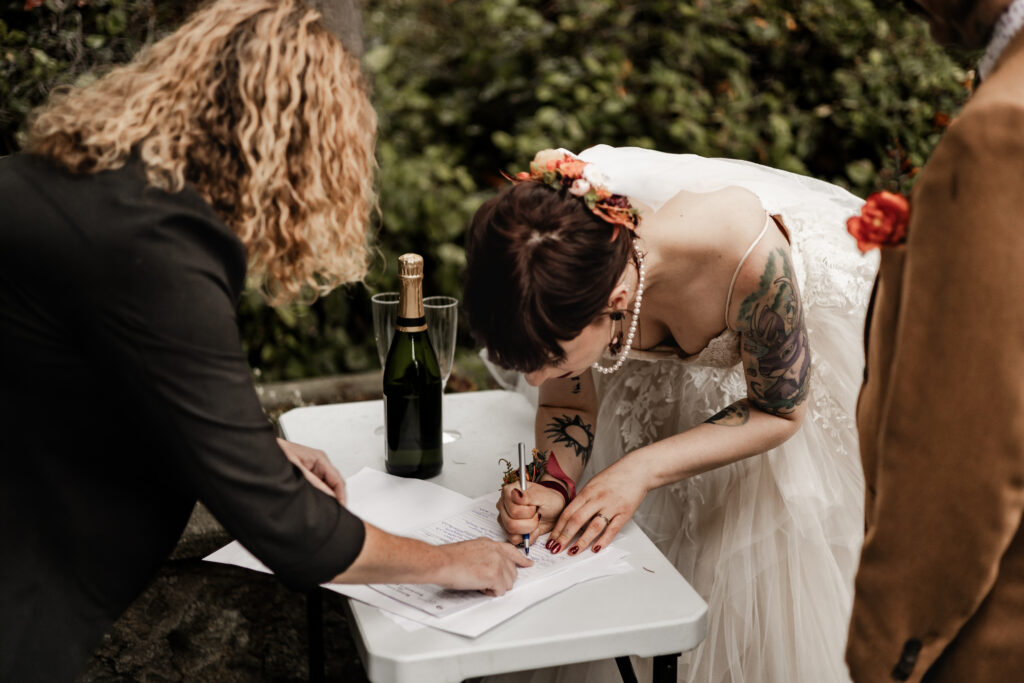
383 253 443 478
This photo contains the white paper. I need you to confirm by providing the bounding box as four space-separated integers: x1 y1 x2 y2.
341 467 473 532
376 559 636 633
368 492 625 617
204 467 633 637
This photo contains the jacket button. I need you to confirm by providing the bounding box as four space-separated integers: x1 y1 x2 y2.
891 639 922 681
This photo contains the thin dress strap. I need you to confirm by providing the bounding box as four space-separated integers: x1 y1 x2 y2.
724 212 772 328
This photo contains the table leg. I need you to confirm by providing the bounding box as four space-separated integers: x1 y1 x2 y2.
652 653 681 683
615 656 639 683
307 589 325 683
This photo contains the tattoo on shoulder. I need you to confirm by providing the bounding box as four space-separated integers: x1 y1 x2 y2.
737 247 811 416
544 414 594 466
705 401 750 426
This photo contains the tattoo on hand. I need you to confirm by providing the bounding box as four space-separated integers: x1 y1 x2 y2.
737 247 811 415
705 401 751 426
544 414 594 466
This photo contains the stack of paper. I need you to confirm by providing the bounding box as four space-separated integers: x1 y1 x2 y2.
204 468 632 637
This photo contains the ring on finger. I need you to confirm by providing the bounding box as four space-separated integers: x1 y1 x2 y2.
595 512 612 525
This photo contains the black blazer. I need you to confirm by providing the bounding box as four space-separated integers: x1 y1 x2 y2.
0 154 365 681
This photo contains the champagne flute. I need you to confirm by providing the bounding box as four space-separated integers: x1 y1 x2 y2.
371 291 400 369
371 292 399 437
423 296 461 445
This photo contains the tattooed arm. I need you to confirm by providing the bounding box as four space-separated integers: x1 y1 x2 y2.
700 242 810 429
640 238 811 485
536 373 597 479
548 228 811 555
496 371 598 543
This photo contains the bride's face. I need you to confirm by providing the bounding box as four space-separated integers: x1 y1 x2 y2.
521 263 636 386
523 315 612 387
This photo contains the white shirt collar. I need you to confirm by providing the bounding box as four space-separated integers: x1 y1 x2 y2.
979 0 1024 79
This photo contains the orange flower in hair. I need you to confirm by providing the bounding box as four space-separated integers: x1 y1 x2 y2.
507 149 640 241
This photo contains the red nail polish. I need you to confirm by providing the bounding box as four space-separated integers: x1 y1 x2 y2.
552 543 562 554
593 545 601 553
545 539 554 550
569 545 579 556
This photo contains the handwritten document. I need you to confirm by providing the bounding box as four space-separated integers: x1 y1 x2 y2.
205 467 632 636
370 495 619 616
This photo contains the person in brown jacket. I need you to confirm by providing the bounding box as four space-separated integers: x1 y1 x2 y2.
847 1 1024 681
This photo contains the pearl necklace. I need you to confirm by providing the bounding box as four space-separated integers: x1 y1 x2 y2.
593 243 645 375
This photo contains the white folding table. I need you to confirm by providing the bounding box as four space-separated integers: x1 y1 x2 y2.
279 390 707 683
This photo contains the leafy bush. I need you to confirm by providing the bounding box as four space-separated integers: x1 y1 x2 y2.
0 0 196 153
2 0 971 380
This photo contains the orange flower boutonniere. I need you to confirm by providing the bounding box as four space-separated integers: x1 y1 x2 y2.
846 191 910 253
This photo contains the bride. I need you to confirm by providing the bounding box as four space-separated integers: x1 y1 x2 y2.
463 145 879 682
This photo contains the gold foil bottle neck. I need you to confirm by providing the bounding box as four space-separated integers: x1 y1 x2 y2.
398 253 424 279
396 253 426 330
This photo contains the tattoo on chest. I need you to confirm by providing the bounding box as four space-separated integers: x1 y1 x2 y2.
737 248 811 415
570 376 581 394
705 401 751 426
544 414 594 466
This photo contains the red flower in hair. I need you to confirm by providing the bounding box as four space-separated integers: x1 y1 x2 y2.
846 191 910 253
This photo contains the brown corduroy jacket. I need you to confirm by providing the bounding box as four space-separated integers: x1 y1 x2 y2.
846 29 1024 683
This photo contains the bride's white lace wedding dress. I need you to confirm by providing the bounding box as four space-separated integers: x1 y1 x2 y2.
487 146 879 683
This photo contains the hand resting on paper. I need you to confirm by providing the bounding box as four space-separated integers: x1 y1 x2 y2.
435 537 535 596
331 524 533 596
276 438 346 504
547 456 647 555
496 482 565 544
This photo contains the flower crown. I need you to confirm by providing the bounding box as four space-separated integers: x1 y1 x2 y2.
508 149 641 241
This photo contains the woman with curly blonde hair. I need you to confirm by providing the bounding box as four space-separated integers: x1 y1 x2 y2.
0 2 529 679
26 0 375 303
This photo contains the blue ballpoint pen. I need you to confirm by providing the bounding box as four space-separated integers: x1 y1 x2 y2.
518 442 530 556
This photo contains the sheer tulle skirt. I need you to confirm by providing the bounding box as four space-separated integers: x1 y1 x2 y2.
592 328 866 683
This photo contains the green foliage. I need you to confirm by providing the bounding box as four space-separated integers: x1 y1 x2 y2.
0 0 195 154
1 0 971 380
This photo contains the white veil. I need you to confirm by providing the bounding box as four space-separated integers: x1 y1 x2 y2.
576 144 864 216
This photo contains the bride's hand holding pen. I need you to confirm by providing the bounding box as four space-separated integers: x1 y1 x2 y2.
496 482 565 544
495 450 564 544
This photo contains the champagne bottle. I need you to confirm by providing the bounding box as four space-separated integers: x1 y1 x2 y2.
383 253 443 478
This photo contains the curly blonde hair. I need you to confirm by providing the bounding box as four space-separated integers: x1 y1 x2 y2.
25 0 376 305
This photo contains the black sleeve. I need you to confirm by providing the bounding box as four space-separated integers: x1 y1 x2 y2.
78 205 365 588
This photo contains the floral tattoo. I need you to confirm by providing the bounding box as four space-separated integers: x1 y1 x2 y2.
737 248 811 416
544 413 595 466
